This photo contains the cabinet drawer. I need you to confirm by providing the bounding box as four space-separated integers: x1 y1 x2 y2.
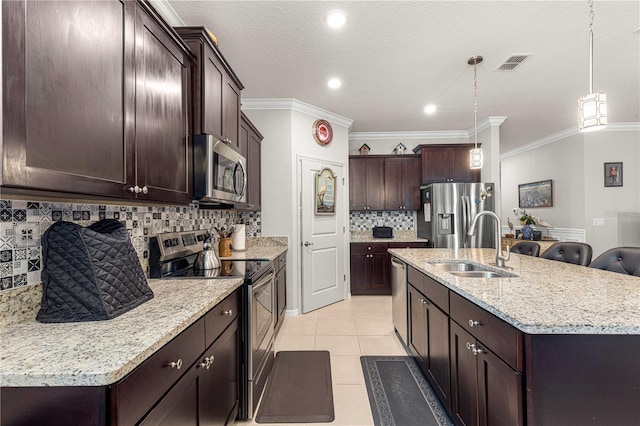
351 242 388 254
450 292 523 371
407 266 448 313
205 288 241 347
114 318 206 425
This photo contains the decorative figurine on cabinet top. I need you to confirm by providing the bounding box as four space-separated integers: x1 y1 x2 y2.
394 143 407 155
358 144 371 155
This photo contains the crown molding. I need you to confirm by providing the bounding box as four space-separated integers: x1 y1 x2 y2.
148 0 185 26
242 98 354 129
349 130 469 141
500 122 640 159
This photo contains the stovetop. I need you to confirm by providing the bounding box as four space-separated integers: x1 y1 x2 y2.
149 230 272 281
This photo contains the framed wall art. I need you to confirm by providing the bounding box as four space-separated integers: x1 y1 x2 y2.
315 168 336 215
518 180 553 208
604 162 623 187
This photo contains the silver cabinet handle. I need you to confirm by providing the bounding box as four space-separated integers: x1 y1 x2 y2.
141 185 148 194
128 186 141 193
222 309 233 316
304 241 314 247
419 299 428 305
167 359 183 369
466 342 484 356
469 319 480 327
198 355 215 369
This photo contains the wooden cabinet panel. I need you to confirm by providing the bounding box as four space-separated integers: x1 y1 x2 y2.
240 114 262 211
349 157 384 210
224 80 242 150
275 253 287 335
416 144 480 185
383 156 421 210
135 5 191 203
205 289 240 347
350 243 390 295
408 284 428 360
202 49 225 139
402 156 422 210
450 321 480 426
478 344 523 426
2 0 136 196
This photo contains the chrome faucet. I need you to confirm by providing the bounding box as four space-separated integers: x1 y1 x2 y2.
467 211 510 268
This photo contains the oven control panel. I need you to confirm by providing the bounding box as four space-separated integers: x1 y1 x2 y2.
154 230 210 261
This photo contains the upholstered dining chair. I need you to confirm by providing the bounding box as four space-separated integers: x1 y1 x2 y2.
540 242 593 266
589 247 640 276
509 241 541 257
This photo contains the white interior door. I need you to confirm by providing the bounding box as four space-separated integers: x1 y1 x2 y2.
300 158 346 313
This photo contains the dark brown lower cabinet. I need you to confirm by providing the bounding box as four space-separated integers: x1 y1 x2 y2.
274 252 287 335
350 243 390 295
140 318 239 425
408 284 451 412
450 320 523 426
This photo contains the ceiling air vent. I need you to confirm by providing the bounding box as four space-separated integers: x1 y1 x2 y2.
495 54 531 71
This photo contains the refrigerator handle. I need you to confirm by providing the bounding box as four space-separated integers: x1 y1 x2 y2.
461 195 469 235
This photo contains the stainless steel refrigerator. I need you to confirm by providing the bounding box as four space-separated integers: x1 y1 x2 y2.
417 183 496 248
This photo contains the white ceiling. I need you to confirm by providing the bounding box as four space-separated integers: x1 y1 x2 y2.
165 1 640 153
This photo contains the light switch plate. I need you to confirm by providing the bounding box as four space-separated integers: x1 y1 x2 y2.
592 218 605 227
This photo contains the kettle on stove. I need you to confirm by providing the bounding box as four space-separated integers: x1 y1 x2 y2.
194 235 221 270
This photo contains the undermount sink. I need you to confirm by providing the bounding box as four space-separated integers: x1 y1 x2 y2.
429 261 518 278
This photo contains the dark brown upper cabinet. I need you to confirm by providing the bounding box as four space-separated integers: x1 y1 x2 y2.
349 156 385 211
174 27 244 152
238 113 262 211
414 144 481 184
384 156 421 210
1 0 192 204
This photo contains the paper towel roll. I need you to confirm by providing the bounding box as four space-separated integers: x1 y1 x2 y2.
232 224 246 251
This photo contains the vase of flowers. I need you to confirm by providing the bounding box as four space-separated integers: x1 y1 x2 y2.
513 208 536 240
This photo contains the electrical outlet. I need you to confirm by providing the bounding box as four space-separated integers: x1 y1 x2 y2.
592 218 605 227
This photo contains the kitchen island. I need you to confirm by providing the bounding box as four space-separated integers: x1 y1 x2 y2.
389 248 640 426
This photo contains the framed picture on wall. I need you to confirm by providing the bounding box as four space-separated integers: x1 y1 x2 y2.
604 162 623 187
518 180 553 208
315 168 336 215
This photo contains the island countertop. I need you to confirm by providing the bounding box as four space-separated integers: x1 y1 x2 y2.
0 277 244 387
389 248 640 335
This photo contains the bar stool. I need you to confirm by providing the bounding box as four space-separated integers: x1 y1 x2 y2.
509 241 540 257
540 242 593 266
589 247 640 276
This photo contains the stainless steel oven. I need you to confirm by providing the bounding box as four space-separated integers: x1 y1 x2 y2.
246 266 275 419
193 134 247 204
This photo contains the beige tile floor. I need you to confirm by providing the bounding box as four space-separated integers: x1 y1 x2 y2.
235 295 408 426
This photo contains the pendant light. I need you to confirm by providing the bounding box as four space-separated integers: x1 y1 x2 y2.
468 55 483 169
578 0 607 131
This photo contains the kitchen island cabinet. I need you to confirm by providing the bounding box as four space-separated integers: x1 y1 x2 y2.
0 279 244 426
2 0 192 204
390 248 640 426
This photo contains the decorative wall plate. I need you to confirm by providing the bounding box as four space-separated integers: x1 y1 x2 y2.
313 119 333 146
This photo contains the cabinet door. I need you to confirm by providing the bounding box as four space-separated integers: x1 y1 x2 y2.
2 0 136 197
349 252 369 294
349 158 368 210
451 146 480 183
368 252 390 294
424 300 451 413
277 266 287 319
202 46 225 139
134 5 191 204
450 321 478 426
200 318 240 426
223 79 242 150
139 365 199 426
246 130 262 210
477 346 523 426
408 285 428 360
402 156 422 210
365 158 385 210
384 158 403 210
421 147 452 183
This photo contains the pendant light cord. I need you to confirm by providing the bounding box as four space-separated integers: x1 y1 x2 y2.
473 62 478 149
588 0 595 94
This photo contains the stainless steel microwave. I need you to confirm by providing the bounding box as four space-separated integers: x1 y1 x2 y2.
193 134 246 204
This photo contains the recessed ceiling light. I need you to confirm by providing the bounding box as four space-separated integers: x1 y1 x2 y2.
423 104 437 114
327 78 342 89
325 10 347 29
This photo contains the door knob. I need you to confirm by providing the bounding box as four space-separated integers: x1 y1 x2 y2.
304 241 314 247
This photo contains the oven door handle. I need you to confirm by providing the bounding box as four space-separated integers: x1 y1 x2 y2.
252 269 275 291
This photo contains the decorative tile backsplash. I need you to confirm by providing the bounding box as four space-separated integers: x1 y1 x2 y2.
0 199 260 292
349 210 416 231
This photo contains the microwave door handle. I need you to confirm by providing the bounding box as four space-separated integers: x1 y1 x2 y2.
233 160 247 198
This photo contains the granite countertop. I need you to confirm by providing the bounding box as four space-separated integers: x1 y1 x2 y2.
389 248 640 335
350 230 428 244
0 277 244 387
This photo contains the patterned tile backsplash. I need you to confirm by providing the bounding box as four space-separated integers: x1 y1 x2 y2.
0 199 260 292
349 210 416 231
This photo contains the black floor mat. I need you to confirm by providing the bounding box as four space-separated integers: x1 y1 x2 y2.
361 356 453 426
